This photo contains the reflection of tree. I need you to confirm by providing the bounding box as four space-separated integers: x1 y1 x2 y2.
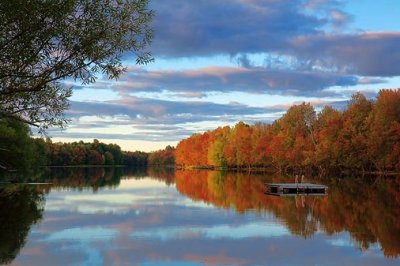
175 170 400 257
0 185 46 264
147 167 175 186
42 166 176 190
42 167 123 191
120 166 176 186
320 177 400 258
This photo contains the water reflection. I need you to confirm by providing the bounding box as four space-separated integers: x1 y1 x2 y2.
1 168 399 265
175 170 400 258
0 185 46 264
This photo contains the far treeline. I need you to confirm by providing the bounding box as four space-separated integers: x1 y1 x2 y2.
0 121 175 173
175 89 400 174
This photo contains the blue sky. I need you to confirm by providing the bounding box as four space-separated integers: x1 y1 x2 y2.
49 0 400 152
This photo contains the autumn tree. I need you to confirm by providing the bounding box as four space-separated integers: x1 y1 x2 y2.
314 106 343 172
250 122 273 167
272 103 317 171
336 93 372 170
207 126 230 167
229 122 253 168
365 89 400 172
0 0 153 132
174 89 400 174
148 145 175 166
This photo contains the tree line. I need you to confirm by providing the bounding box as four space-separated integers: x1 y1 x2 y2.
175 89 400 174
0 118 175 174
0 0 156 175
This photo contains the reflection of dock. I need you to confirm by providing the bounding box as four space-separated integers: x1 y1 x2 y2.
265 183 328 196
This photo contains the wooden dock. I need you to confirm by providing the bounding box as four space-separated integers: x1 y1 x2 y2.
265 183 328 196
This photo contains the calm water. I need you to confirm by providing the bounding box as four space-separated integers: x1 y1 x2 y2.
1 168 399 266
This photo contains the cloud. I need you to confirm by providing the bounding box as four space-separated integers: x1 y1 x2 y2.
329 9 352 28
146 0 400 77
54 97 285 141
289 32 400 76
113 66 359 97
169 92 207 98
69 96 279 120
54 95 354 142
51 0 399 147
149 0 324 57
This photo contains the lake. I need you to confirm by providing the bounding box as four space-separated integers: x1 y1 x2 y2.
1 167 399 266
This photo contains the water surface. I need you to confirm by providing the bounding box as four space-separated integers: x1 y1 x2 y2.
1 168 399 265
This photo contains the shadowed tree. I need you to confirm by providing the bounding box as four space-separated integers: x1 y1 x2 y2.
0 0 153 132
0 117 46 173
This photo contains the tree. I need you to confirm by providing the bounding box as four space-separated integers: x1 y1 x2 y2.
148 145 175 166
273 103 317 171
230 122 252 168
0 0 153 132
314 106 343 171
0 117 46 173
207 126 230 167
87 149 104 165
336 93 372 170
365 89 400 171
104 151 115 165
173 90 400 174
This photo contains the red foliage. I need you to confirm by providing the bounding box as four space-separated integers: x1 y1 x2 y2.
175 89 400 173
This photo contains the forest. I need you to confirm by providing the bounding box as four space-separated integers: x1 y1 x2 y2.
1 89 399 175
0 119 175 174
175 89 400 174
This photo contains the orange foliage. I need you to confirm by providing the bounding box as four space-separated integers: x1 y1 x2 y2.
175 89 400 174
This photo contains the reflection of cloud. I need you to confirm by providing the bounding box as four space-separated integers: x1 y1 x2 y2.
183 255 246 266
45 179 180 214
176 198 213 209
12 175 397 266
44 227 117 242
130 222 289 241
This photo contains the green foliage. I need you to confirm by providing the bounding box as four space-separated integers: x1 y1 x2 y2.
0 0 153 131
0 118 46 174
44 139 155 167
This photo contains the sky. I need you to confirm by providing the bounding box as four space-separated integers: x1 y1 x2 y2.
48 0 400 152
